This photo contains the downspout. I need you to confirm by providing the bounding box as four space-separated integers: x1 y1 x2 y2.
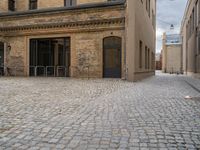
185 23 188 75
180 36 183 74
194 30 198 73
186 40 188 75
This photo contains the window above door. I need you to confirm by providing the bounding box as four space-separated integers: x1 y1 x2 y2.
64 0 76 7
8 0 15 11
29 0 37 10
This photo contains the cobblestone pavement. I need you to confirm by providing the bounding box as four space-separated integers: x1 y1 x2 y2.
0 73 200 150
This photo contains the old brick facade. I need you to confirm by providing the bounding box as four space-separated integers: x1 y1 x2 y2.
0 0 156 81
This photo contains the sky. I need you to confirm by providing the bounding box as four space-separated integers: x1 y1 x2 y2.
156 0 188 53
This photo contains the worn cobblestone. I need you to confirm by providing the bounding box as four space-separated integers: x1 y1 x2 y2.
0 73 200 149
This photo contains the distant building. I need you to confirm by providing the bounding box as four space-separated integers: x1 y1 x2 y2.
181 0 200 78
156 52 162 70
0 0 156 81
162 33 183 74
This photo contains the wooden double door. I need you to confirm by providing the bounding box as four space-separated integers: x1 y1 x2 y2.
103 37 122 78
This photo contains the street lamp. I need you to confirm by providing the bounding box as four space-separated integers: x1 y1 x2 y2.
170 24 174 30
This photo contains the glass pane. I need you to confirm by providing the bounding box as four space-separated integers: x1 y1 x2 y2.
29 38 70 77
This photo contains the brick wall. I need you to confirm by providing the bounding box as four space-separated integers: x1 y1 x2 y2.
0 0 109 12
0 0 8 12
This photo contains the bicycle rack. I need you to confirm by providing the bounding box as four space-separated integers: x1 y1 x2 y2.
46 66 56 77
0 65 99 78
35 66 45 77
57 66 67 77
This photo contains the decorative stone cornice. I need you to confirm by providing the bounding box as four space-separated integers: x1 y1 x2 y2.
0 18 125 33
0 36 8 43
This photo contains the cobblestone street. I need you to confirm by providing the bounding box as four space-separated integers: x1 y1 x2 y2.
0 73 200 150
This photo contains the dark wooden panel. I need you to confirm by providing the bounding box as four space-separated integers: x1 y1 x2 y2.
103 37 122 78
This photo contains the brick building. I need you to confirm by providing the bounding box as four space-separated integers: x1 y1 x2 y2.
0 0 156 81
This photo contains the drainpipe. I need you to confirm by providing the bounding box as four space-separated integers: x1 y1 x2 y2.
181 36 183 74
186 41 188 75
124 0 127 80
194 31 198 73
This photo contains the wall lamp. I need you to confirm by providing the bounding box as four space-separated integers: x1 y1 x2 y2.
7 44 11 51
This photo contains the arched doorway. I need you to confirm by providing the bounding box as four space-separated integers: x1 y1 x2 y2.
0 42 4 75
103 36 122 78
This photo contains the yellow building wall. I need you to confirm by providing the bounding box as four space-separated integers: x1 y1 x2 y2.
5 36 27 76
78 0 106 4
16 0 29 11
126 0 156 81
0 0 109 12
181 0 200 77
165 45 182 73
0 4 125 78
0 0 8 12
38 0 65 9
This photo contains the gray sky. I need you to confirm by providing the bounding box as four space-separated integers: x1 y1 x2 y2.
156 0 188 53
